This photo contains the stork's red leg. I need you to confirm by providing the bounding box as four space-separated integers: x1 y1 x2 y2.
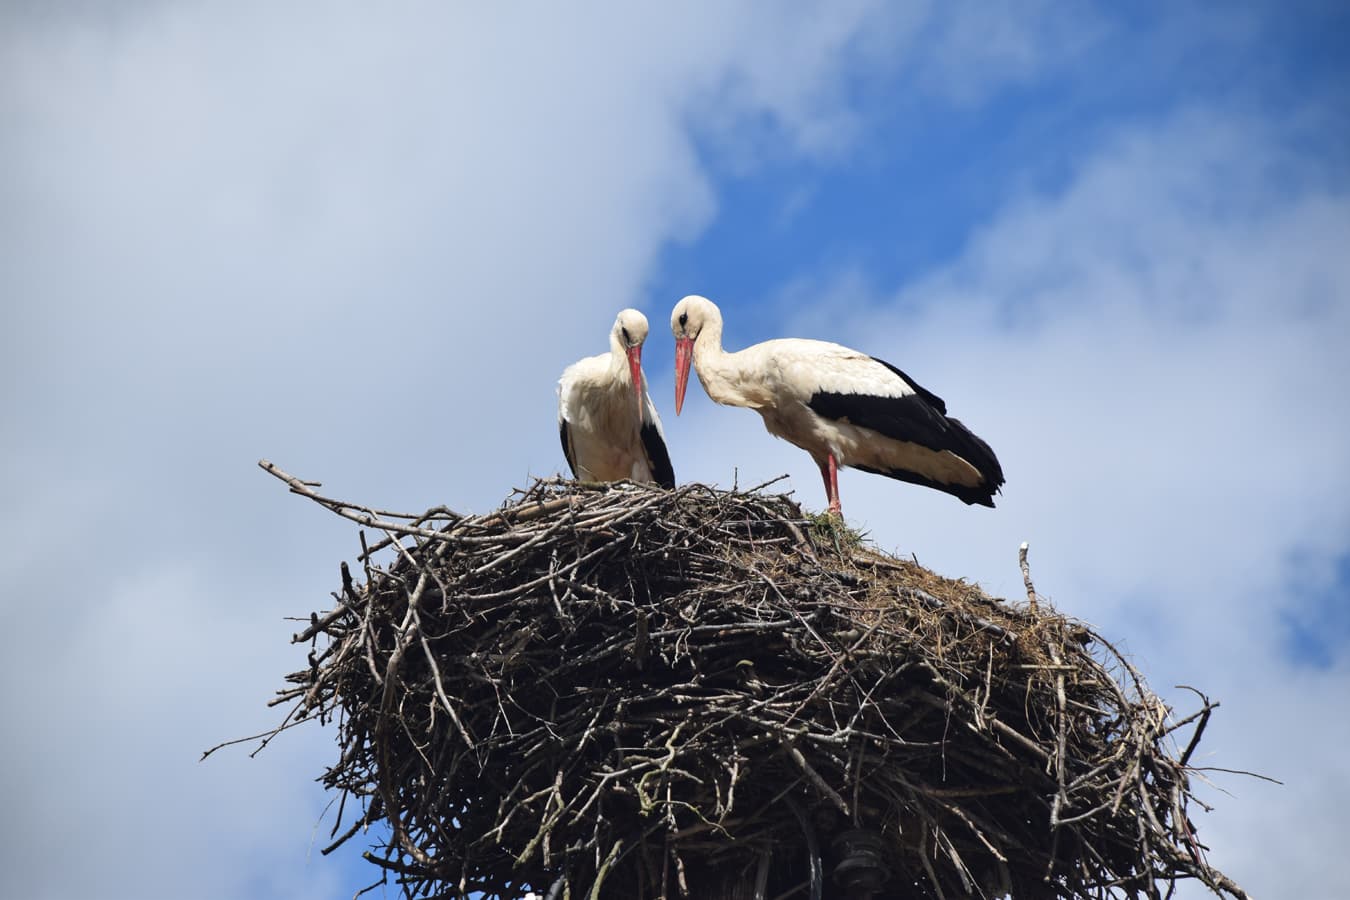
818 454 842 517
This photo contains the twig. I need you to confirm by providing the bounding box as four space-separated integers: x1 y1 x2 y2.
1019 541 1038 614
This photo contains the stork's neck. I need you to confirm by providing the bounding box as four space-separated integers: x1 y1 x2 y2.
608 330 631 381
692 319 760 409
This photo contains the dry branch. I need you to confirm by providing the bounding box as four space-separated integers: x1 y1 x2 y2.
233 463 1250 900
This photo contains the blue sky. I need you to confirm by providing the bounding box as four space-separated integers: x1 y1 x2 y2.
657 2 1350 310
2 3 1348 899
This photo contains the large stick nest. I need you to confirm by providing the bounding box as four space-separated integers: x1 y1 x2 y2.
252 463 1248 900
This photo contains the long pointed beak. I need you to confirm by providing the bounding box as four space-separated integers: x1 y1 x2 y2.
626 345 645 421
674 336 693 415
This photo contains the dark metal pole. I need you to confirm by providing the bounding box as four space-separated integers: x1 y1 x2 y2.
831 829 891 900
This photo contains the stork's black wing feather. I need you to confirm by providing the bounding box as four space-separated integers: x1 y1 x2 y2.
640 423 676 489
559 420 579 479
869 356 947 414
807 356 1004 506
807 389 956 459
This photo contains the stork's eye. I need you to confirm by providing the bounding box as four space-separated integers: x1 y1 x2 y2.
621 327 631 344
679 312 688 327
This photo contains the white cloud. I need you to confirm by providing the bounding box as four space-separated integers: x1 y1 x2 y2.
0 561 349 898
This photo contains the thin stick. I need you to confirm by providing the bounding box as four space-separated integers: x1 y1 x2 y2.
1019 541 1038 614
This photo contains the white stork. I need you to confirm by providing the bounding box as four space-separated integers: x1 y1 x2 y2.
670 295 1003 516
558 309 675 488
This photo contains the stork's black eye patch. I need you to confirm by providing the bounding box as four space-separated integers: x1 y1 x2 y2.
621 327 631 344
679 312 688 327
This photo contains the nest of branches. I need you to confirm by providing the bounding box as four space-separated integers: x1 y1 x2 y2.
251 461 1247 900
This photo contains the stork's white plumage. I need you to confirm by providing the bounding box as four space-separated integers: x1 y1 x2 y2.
670 295 1002 516
559 309 675 488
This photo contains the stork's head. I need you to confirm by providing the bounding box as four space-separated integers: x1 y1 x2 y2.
612 308 650 419
670 295 720 415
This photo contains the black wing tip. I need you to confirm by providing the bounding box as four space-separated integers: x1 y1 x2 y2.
559 420 578 479
640 422 676 489
955 451 1005 507
966 485 1001 507
853 463 1004 507
954 478 1001 507
943 480 1002 507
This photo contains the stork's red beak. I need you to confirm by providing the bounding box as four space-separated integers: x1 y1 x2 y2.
674 336 693 415
626 345 645 421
